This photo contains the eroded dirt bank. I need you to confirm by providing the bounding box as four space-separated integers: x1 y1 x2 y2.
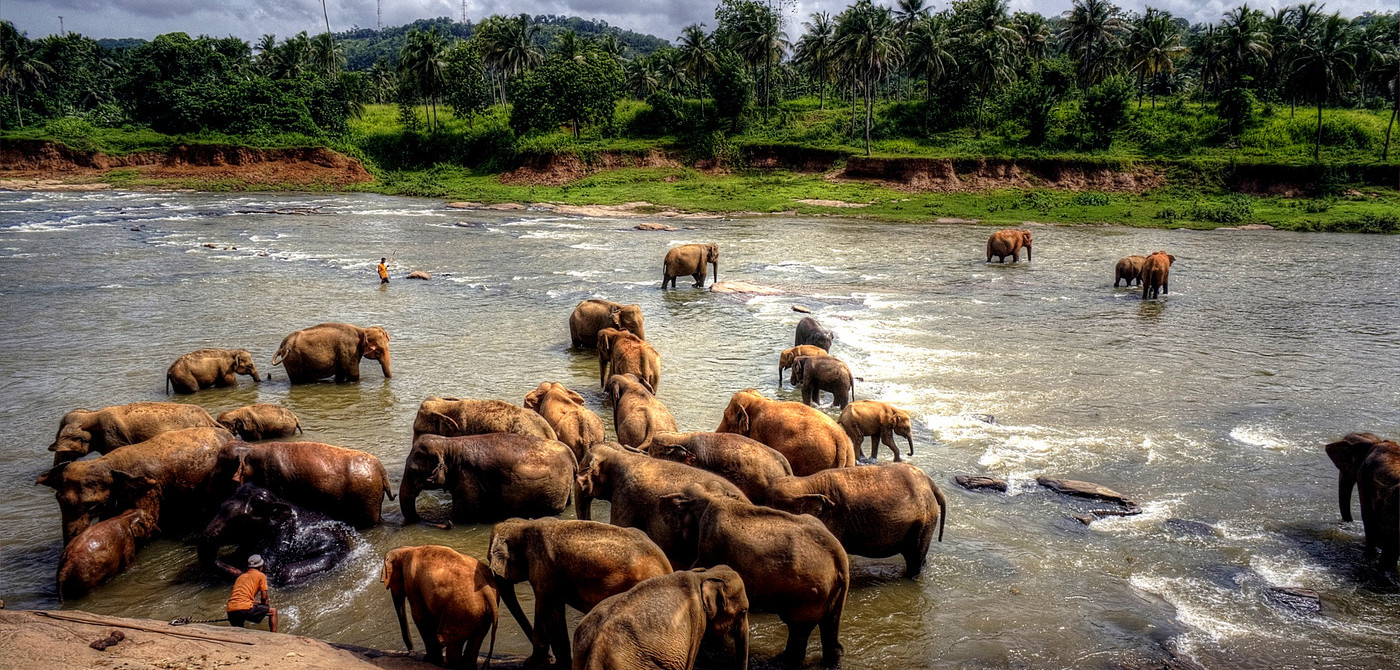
0 139 373 187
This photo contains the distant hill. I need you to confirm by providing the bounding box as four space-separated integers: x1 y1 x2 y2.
94 38 147 51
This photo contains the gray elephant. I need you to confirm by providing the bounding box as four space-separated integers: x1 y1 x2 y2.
413 397 557 441
598 329 661 391
1326 432 1400 572
487 517 672 669
789 355 854 409
49 401 219 464
271 322 391 383
573 567 749 670
837 400 914 461
778 345 828 387
795 317 834 351
662 243 719 289
216 404 302 441
166 348 263 394
399 433 575 528
765 463 946 577
570 299 645 348
643 431 792 505
604 374 678 451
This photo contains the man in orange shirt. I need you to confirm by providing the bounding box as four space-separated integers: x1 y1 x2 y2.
226 555 278 632
377 258 389 284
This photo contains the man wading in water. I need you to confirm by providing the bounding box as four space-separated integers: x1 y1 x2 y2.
377 257 389 284
226 554 278 632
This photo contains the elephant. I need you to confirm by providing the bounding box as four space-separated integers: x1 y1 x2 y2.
570 299 645 348
271 322 391 383
598 328 661 391
382 545 499 670
57 505 158 600
604 374 679 451
664 483 848 669
779 345 828 387
643 431 793 505
1114 255 1146 287
837 401 914 462
414 397 557 441
198 484 353 585
987 229 1032 263
1326 432 1400 572
1141 251 1175 300
215 404 302 441
166 348 263 394
488 517 673 669
217 440 394 528
789 355 855 409
795 317 834 351
573 566 749 670
716 389 857 477
49 401 219 464
662 243 719 289
400 433 576 528
524 382 606 461
576 442 748 565
764 463 946 577
38 426 234 544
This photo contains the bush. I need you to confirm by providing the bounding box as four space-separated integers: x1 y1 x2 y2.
1188 195 1255 223
709 53 754 133
1080 76 1132 149
628 91 689 136
43 116 98 151
1072 191 1111 206
1022 191 1058 213
1216 87 1256 137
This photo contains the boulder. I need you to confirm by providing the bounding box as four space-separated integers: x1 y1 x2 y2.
446 201 482 209
1266 587 1322 615
634 222 676 231
1037 476 1137 508
710 281 783 295
407 271 431 280
955 475 1008 492
792 305 813 314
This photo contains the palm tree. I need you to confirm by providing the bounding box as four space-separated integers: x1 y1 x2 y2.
678 24 717 100
274 32 314 79
836 0 904 154
727 3 789 122
478 14 542 105
1218 4 1271 86
794 12 836 108
895 0 931 36
1125 8 1187 108
657 49 691 93
1013 11 1051 63
0 22 52 127
625 56 660 98
367 59 396 103
953 0 1020 134
312 32 344 77
1060 0 1125 85
553 30 585 62
399 27 449 130
1291 13 1358 160
254 34 278 76
1189 24 1227 98
906 15 956 101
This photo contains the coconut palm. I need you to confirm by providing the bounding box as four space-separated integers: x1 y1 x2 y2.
312 32 344 77
895 0 931 36
794 12 836 108
625 56 660 98
1013 11 1051 63
553 30 585 63
1291 13 1358 159
906 15 957 101
1125 8 1186 107
0 21 51 127
478 14 543 105
594 34 628 62
254 34 278 75
367 59 396 103
727 2 789 122
836 0 904 154
1189 24 1228 98
1218 4 1271 86
678 24 717 99
399 27 449 130
1060 0 1125 85
952 0 1020 134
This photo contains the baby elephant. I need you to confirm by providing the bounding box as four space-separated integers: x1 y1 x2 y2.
838 400 914 461
795 317 834 351
790 355 855 409
166 348 263 394
383 545 498 670
1114 255 1146 287
598 328 661 391
216 404 302 441
573 567 749 670
605 374 679 451
778 345 828 387
57 508 158 600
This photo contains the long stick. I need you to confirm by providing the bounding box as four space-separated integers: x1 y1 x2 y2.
31 610 255 646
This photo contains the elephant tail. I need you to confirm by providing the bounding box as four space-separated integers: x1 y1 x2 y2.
165 374 171 395
484 592 499 670
933 483 947 543
295 420 304 435
378 459 396 501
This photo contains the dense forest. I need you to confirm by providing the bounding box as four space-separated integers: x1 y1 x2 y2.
1 0 1397 165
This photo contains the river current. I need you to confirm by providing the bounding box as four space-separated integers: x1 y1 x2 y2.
0 190 1397 668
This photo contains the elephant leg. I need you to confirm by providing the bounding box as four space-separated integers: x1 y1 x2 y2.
692 271 704 288
818 608 844 666
780 621 817 670
547 601 571 669
1162 281 1169 294
525 599 555 667
444 636 464 669
417 617 443 665
882 430 900 463
462 631 485 670
1011 250 1019 263
903 522 935 578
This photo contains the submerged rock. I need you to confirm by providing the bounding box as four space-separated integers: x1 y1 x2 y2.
710 281 783 295
407 271 431 280
634 222 676 231
955 475 1008 492
446 201 482 209
1164 519 1216 538
1267 587 1322 615
1037 476 1137 507
792 305 813 314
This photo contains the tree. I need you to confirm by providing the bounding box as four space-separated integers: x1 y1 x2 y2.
312 32 344 77
477 14 543 105
1125 8 1186 107
794 13 836 108
1060 0 1125 86
1013 11 1051 63
625 55 661 98
1291 13 1359 159
906 15 956 101
717 0 789 122
1080 75 1131 148
952 0 1020 135
677 25 717 100
509 50 623 137
709 51 754 132
836 0 903 154
443 41 492 127
0 21 52 126
553 30 585 62
367 58 396 103
1218 4 1272 87
895 0 931 36
398 27 448 131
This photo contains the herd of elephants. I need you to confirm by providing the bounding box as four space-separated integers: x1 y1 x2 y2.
32 234 1400 670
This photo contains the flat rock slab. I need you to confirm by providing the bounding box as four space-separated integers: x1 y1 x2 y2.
406 271 431 280
955 475 1008 492
1267 587 1322 615
1037 477 1136 507
446 201 482 209
791 305 813 314
710 281 783 295
634 222 676 231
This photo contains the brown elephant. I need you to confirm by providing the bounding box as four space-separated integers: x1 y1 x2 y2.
643 431 792 505
488 517 672 669
382 545 498 670
524 382 605 461
837 400 914 461
765 463 946 577
38 426 235 543
604 374 678 451
413 397 557 441
1114 255 1146 287
215 404 302 441
49 401 218 464
789 355 855 409
795 317 834 351
57 506 158 600
716 390 856 477
271 322 391 383
1141 251 1175 300
662 243 719 289
1326 433 1400 572
597 328 661 391
400 433 576 528
217 440 394 528
779 345 828 387
576 442 748 564
987 229 1032 263
666 483 848 669
570 299 645 348
166 348 263 394
573 567 749 670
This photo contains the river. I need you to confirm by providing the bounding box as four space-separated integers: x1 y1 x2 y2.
1 190 1397 668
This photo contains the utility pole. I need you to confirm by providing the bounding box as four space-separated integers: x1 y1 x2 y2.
462 0 467 24
57 15 63 36
377 0 381 31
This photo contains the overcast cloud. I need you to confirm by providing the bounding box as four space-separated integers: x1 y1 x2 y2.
4 0 1388 45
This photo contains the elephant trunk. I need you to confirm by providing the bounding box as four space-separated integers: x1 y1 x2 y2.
399 479 421 525
378 351 392 379
778 364 784 388
394 592 413 651
575 483 593 521
1026 245 1031 262
901 427 915 457
1338 470 1355 523
498 582 534 640
711 260 718 285
248 366 262 383
732 614 749 670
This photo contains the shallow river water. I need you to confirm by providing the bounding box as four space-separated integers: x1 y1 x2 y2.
1 190 1398 669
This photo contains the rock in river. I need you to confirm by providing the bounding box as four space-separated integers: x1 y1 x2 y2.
1037 476 1137 507
710 281 783 295
1267 587 1322 615
407 271 431 280
634 222 676 231
956 475 1008 492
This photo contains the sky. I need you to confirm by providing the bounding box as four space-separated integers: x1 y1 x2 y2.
3 0 1390 45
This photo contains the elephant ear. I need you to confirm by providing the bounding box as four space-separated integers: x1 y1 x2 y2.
596 332 612 358
1325 434 1375 474
381 550 401 589
36 461 70 488
231 453 249 484
523 388 544 411
790 493 834 517
1167 255 1176 265
487 534 511 580
701 577 726 619
609 306 623 327
566 389 585 405
735 403 751 436
639 376 655 395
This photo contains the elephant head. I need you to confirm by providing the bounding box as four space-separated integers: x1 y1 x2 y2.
359 326 392 378
524 382 584 413
702 244 719 284
889 406 915 457
642 432 697 466
611 304 646 340
716 390 764 437
109 469 163 525
695 566 749 668
37 459 115 542
1326 433 1389 523
414 398 463 437
231 350 262 382
789 356 816 387
399 438 451 526
1019 231 1032 261
199 484 292 572
48 409 97 462
604 373 654 404
487 519 537 639
576 442 626 502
